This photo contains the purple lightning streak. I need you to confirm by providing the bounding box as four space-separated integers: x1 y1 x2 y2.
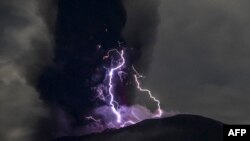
120 120 136 128
84 47 165 132
133 74 163 118
95 85 106 101
107 49 125 123
85 116 101 123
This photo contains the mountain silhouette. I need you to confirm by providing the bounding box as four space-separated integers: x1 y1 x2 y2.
55 114 223 141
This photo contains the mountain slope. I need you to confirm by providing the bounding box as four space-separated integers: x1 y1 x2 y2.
55 114 224 141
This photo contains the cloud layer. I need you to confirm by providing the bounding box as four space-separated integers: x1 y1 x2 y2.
146 0 250 124
0 0 55 140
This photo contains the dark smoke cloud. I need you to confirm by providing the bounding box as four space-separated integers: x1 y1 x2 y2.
36 0 162 138
122 0 161 72
0 0 56 141
121 0 161 110
37 0 128 138
146 0 250 124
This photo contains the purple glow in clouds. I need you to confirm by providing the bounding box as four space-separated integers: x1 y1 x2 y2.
84 48 168 134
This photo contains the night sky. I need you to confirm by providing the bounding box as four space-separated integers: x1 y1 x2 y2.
0 0 250 141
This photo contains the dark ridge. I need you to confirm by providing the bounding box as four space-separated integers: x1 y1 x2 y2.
55 114 224 141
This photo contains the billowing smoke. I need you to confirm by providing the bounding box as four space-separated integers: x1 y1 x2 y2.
35 0 167 138
0 0 165 140
122 0 162 109
123 0 161 73
37 0 127 138
0 0 56 141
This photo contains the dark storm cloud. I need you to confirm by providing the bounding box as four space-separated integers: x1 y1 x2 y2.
122 0 161 72
0 0 56 141
146 0 250 123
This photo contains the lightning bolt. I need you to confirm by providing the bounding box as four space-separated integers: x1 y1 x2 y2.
95 85 106 101
85 47 163 130
120 120 136 128
107 49 125 123
85 116 101 123
133 74 163 118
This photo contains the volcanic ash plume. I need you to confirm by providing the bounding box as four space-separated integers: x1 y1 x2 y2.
36 0 171 137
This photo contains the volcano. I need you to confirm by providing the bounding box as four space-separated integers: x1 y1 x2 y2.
55 114 223 141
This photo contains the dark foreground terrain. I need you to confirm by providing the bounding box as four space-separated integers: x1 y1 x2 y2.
55 114 223 141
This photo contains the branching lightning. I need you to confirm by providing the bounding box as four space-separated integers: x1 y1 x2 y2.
132 66 162 117
86 47 163 130
133 74 163 117
107 49 125 123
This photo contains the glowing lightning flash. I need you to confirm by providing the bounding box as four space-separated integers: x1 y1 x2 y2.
134 75 163 118
107 50 125 123
86 48 163 131
120 120 136 128
85 116 101 123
